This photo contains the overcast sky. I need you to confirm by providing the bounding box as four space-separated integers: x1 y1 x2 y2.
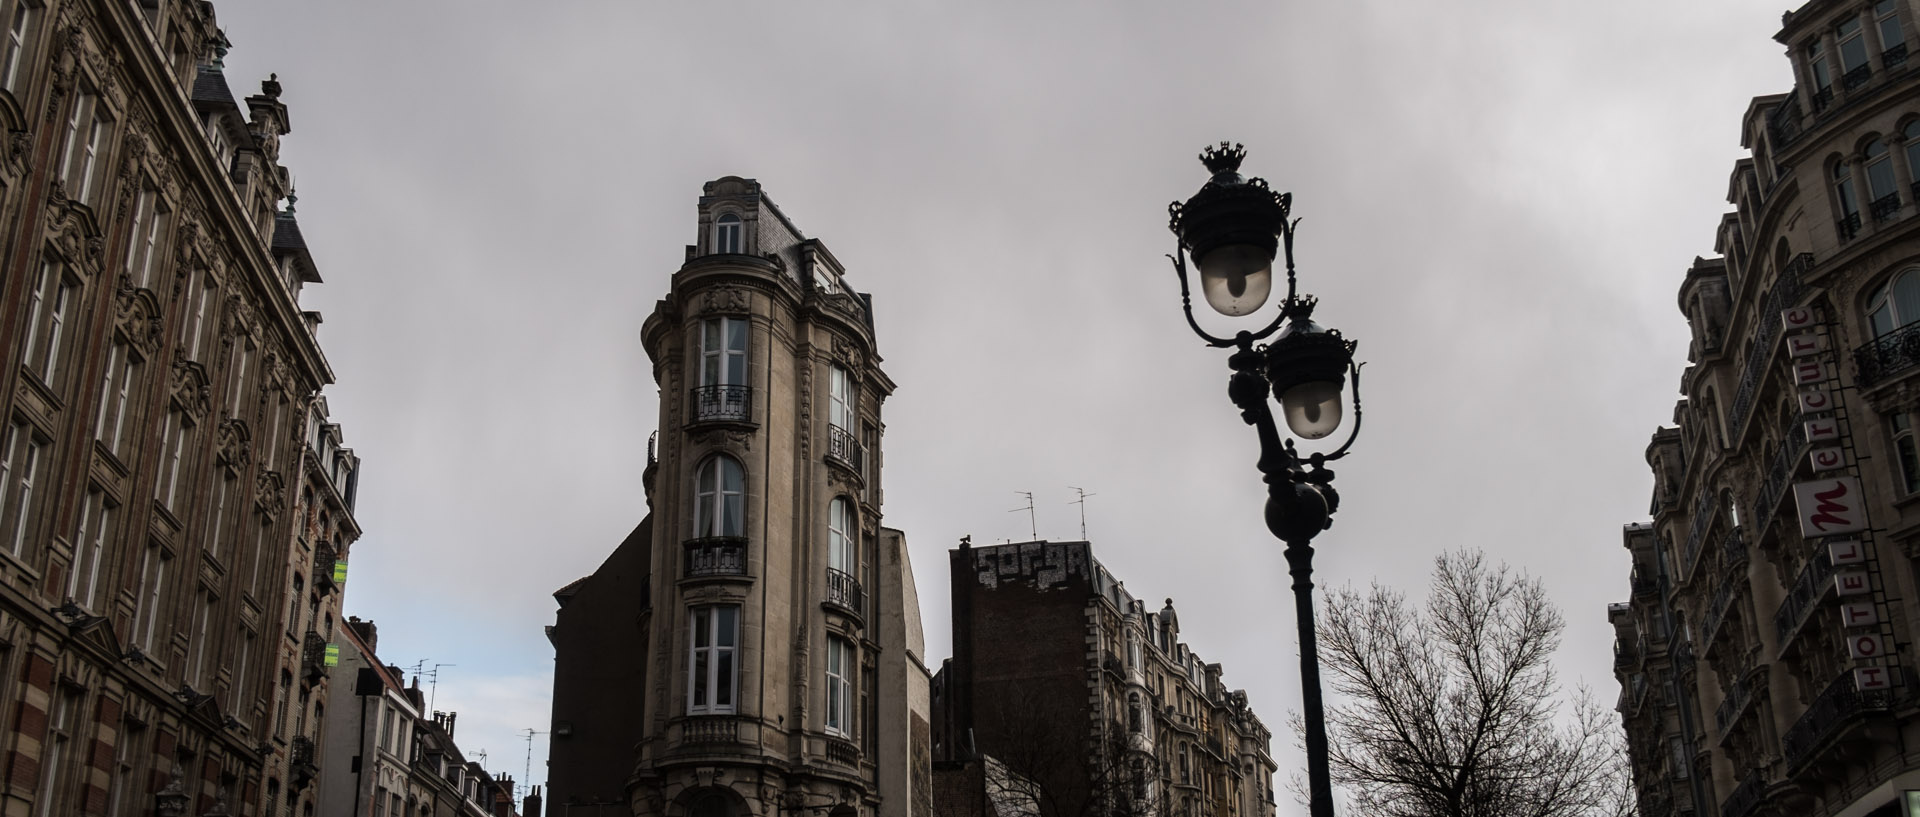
213 1 1788 805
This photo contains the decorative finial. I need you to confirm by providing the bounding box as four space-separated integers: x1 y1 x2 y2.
284 189 297 214
1199 142 1247 179
262 73 281 99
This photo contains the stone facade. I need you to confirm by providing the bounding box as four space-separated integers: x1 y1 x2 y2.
1613 3 1920 817
0 1 354 815
932 540 1277 817
547 178 931 817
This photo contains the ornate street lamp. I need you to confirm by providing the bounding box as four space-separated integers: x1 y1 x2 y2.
1166 142 1363 817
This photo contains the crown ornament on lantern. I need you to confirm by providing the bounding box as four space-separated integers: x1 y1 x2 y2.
1200 142 1247 180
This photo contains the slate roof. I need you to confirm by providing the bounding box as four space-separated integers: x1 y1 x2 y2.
271 213 322 283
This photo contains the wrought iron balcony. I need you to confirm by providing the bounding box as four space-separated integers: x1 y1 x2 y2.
683 537 748 578
1679 494 1712 581
1672 638 1695 677
312 542 338 595
1838 210 1863 240
1812 84 1835 112
290 736 318 788
1855 321 1920 386
1727 254 1810 442
1889 42 1912 67
1768 95 1804 147
1773 553 1834 647
1873 191 1904 222
826 424 864 474
825 567 864 616
1700 565 1743 651
1721 770 1766 817
1630 574 1657 599
301 632 328 682
1714 674 1754 742
690 384 753 425
1750 419 1809 527
1782 669 1900 772
1844 63 1874 90
680 715 740 746
1102 650 1125 678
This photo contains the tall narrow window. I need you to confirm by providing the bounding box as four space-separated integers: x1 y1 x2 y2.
67 490 112 610
181 275 214 361
136 547 169 653
693 456 745 538
228 343 252 417
34 688 76 817
106 723 142 816
20 262 73 385
1810 39 1835 108
1895 412 1920 494
1866 139 1899 220
58 91 109 205
1837 161 1863 238
0 3 32 93
274 672 290 738
287 574 303 636
1841 17 1872 88
1879 0 1907 63
207 476 230 561
234 632 254 723
828 497 853 575
689 605 739 713
191 593 214 686
1 421 40 557
94 342 139 456
830 366 854 431
825 636 852 736
154 410 188 510
700 317 748 387
127 187 167 288
713 213 741 254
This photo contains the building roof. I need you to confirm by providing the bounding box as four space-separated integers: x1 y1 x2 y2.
272 212 323 283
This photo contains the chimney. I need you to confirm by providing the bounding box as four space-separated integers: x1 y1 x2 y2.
523 786 543 817
346 616 376 653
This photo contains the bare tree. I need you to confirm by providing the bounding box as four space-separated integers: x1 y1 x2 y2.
1305 549 1633 817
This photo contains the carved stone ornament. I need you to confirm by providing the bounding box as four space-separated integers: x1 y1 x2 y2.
173 218 200 266
700 285 748 315
691 428 752 452
113 286 164 357
831 335 864 372
44 182 102 268
5 131 29 175
217 418 251 471
222 293 257 342
170 362 212 421
254 470 285 520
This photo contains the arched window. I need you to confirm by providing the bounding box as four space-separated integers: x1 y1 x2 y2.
690 791 732 817
828 497 853 575
1865 139 1899 219
1906 120 1920 184
713 213 742 254
694 456 745 538
1867 269 1920 337
1836 159 1863 238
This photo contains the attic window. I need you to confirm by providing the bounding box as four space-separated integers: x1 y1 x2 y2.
714 213 741 254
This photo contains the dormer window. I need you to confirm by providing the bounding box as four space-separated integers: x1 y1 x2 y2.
714 213 742 254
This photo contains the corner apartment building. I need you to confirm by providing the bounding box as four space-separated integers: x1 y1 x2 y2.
546 177 931 817
0 1 355 814
931 540 1277 817
1612 3 1920 817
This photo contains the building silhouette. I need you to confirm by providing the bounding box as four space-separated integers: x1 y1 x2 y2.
931 539 1276 817
547 177 932 817
1613 4 1920 817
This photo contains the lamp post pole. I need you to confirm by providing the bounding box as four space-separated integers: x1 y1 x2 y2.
1167 143 1363 817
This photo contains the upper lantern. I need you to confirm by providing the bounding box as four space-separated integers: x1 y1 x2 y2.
1168 143 1291 316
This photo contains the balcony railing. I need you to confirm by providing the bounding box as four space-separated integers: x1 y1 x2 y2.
1673 638 1695 677
1721 770 1766 817
1750 419 1808 528
684 537 749 578
826 424 863 474
1714 674 1754 742
301 632 328 682
1701 564 1743 650
290 736 318 787
825 738 861 767
1727 254 1811 440
825 567 864 616
1782 669 1900 771
680 716 740 745
1838 210 1863 240
690 384 753 424
313 542 338 595
1872 191 1904 222
1855 320 1920 386
1773 552 1835 647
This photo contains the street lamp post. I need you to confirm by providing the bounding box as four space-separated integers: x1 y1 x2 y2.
1165 143 1363 817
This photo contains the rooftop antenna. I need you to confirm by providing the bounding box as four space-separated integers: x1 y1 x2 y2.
1068 487 1097 540
520 728 549 800
1009 492 1036 541
426 663 456 712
